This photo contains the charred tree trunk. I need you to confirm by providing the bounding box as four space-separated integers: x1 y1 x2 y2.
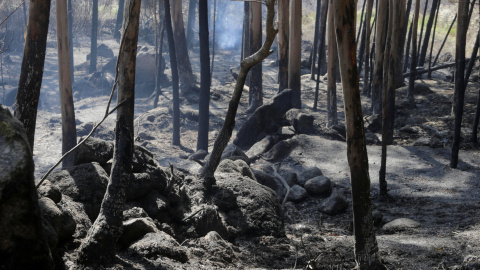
77 0 140 264
57 0 77 168
171 0 196 94
310 0 322 80
407 0 420 102
278 0 289 92
418 0 439 67
14 0 51 151
89 0 98 73
114 0 125 40
326 0 337 128
211 0 217 82
200 0 277 190
394 0 407 87
333 1 384 268
165 0 181 146
313 0 329 111
288 0 302 109
247 1 263 113
371 0 388 115
363 0 373 96
450 0 469 168
427 0 441 78
68 0 74 83
417 0 428 57
432 14 456 67
464 29 479 89
186 0 197 49
153 0 166 108
197 0 210 152
404 18 413 73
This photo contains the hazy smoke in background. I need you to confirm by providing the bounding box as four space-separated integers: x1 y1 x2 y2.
215 0 243 50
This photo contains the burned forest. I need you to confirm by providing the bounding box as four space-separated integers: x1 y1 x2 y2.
2 0 480 269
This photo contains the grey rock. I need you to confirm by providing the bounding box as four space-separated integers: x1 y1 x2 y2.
294 113 315 134
129 232 188 263
399 125 419 134
42 218 58 251
284 108 302 123
37 180 62 204
48 162 109 221
278 126 296 139
140 190 168 221
127 170 167 201
280 171 298 187
245 135 275 162
319 189 348 215
382 218 421 233
187 231 236 264
212 173 285 238
123 205 150 220
119 217 159 248
75 136 114 166
189 149 208 161
263 137 298 162
220 143 250 164
216 159 256 181
252 168 285 202
298 167 323 186
304 176 332 197
288 185 308 202
365 132 380 145
234 89 294 149
372 210 383 226
38 198 63 238
57 195 92 239
364 114 382 133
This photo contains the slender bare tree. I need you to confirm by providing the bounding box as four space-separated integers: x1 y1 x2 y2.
248 1 263 112
326 0 337 128
89 0 98 73
197 0 210 152
288 0 302 108
278 0 289 92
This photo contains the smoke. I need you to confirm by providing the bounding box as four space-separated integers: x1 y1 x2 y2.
214 1 244 50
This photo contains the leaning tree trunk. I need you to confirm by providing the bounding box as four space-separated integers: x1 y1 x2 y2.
77 0 140 264
200 0 277 191
450 0 469 168
171 0 196 94
196 0 210 152
326 0 337 128
408 0 420 103
277 0 289 92
418 0 439 67
165 0 181 146
89 0 98 73
14 0 51 151
371 0 388 115
56 0 77 168
247 1 263 113
332 1 384 268
428 0 441 78
288 0 302 108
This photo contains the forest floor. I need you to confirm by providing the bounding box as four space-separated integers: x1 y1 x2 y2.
2 34 480 269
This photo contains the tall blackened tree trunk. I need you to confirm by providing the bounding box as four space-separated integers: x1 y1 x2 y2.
288 0 302 108
57 0 77 168
77 0 141 264
14 0 52 150
332 1 384 268
171 0 196 94
363 0 373 96
278 0 289 92
68 0 74 83
417 0 429 56
89 0 98 73
197 0 210 152
186 0 197 49
394 0 408 87
371 0 388 115
310 0 322 80
408 0 421 102
450 0 469 168
114 0 125 40
313 0 329 110
165 0 181 146
427 0 441 78
418 0 439 66
247 1 263 112
326 0 337 128
200 0 277 190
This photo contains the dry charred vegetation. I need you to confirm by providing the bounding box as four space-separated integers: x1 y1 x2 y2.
1 0 480 269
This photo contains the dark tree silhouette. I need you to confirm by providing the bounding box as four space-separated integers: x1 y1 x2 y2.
418 0 439 66
14 0 51 150
332 1 384 268
247 1 263 112
408 0 420 102
289 0 302 108
68 0 74 83
326 0 337 128
77 0 141 264
277 0 289 92
371 0 388 115
114 0 125 40
89 0 98 73
197 0 210 152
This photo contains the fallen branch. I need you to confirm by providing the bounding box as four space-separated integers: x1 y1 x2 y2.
403 56 480 78
271 163 290 206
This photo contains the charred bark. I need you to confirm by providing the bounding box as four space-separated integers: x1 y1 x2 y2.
197 0 210 152
326 0 337 128
89 0 98 73
418 0 439 67
77 0 140 264
313 0 329 111
288 0 302 108
332 1 384 268
114 0 125 40
277 0 289 92
247 1 263 113
14 0 52 151
371 0 388 115
407 0 420 102
310 0 322 80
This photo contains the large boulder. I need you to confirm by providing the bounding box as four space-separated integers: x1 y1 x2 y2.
245 135 276 162
234 89 294 149
216 159 256 181
47 162 109 221
297 167 323 187
319 189 348 215
212 173 285 238
75 136 114 166
119 217 159 248
0 106 54 269
129 232 188 263
57 195 92 239
37 179 62 204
